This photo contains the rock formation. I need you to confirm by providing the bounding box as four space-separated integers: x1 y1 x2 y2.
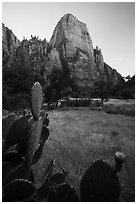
16 36 48 71
2 24 48 73
44 13 123 87
2 13 123 89
2 23 20 56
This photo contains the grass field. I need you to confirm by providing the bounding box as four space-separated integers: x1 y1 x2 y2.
32 107 135 201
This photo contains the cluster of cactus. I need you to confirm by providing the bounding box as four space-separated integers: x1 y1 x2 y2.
80 153 125 202
2 82 126 202
47 152 125 202
2 82 52 201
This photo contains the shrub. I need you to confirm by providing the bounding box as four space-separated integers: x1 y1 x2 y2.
60 98 91 107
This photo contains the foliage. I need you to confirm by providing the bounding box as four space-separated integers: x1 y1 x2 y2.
92 75 114 106
60 98 91 107
3 36 46 110
103 103 135 117
113 75 135 99
43 66 74 106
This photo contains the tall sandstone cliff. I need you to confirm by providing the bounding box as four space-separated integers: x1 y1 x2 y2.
45 14 123 87
2 14 123 88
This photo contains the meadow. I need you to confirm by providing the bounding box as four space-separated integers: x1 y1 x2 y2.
32 104 135 201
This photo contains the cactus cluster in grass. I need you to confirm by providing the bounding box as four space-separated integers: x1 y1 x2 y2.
2 82 126 202
2 82 52 201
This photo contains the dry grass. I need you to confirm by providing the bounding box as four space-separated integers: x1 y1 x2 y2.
33 107 135 201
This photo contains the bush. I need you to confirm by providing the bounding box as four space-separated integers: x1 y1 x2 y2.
103 104 135 117
60 98 91 107
3 93 30 111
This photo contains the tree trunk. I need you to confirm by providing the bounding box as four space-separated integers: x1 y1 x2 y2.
56 100 58 107
101 98 104 106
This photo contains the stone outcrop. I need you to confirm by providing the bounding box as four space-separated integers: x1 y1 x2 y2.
2 23 20 55
45 14 123 87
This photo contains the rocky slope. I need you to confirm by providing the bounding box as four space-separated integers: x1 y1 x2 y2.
45 14 123 87
2 14 123 88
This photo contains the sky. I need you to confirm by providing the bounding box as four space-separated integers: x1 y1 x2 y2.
2 2 135 77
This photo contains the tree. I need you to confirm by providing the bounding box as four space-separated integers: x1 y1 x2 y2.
113 75 135 99
43 66 73 107
3 37 47 110
93 76 113 106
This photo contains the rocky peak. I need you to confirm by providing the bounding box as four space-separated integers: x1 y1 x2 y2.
46 13 97 87
45 13 123 87
49 13 94 56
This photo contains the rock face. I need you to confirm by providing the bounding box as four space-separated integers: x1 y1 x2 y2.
45 14 123 87
2 25 48 73
2 23 20 56
16 36 48 71
2 14 123 88
93 46 123 85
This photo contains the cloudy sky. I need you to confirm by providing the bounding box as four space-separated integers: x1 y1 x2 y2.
2 2 135 77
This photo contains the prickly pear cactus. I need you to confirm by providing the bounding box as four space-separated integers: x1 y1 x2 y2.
3 161 29 187
43 114 49 127
31 82 43 120
80 159 121 202
115 152 125 172
40 110 46 118
4 115 31 150
3 151 24 167
2 162 13 185
2 82 52 202
26 116 43 167
32 142 44 165
39 125 50 144
3 179 35 201
2 113 17 139
48 183 79 202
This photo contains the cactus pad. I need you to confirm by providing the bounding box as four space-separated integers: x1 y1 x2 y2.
114 152 125 172
16 139 28 157
39 125 50 144
4 115 31 150
3 151 24 167
80 159 121 202
48 170 68 186
3 179 35 201
2 113 17 139
4 161 29 186
40 110 46 118
115 152 125 164
32 142 44 165
26 117 43 166
31 82 43 120
43 117 49 127
2 162 13 185
35 159 55 190
48 183 79 202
